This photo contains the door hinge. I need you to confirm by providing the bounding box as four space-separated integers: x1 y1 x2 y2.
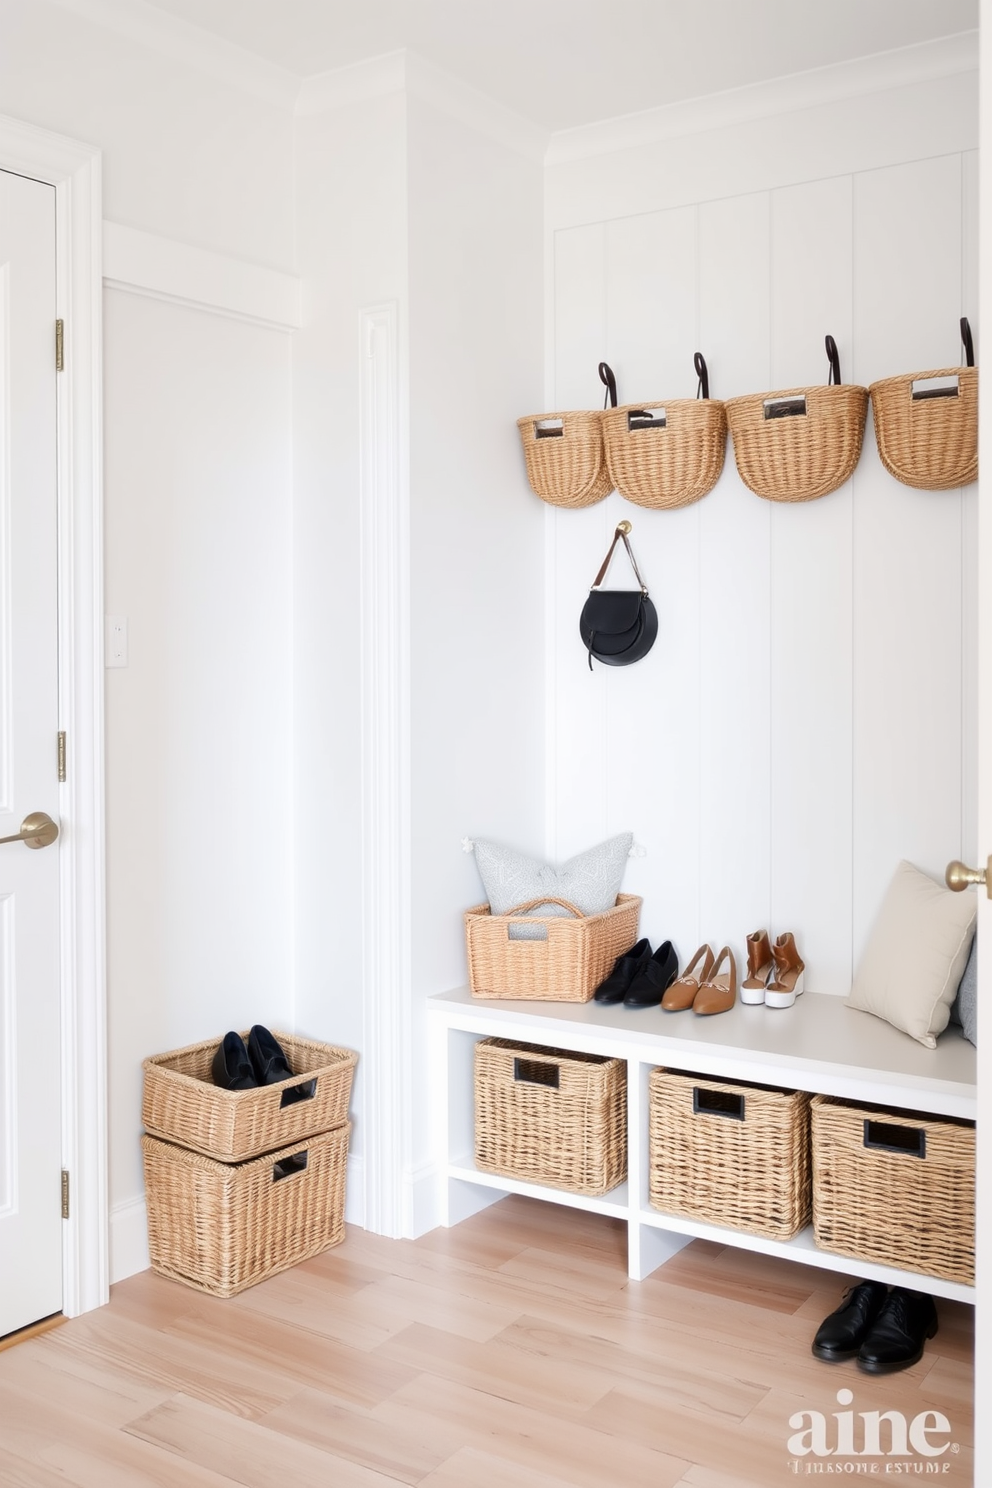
57 731 66 783
55 320 64 372
61 1170 70 1220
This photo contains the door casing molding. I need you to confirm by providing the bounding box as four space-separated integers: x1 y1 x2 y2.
0 114 107 1317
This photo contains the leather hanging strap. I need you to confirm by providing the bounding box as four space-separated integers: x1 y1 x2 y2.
694 351 710 400
825 334 841 386
598 362 618 409
591 523 648 593
961 317 975 368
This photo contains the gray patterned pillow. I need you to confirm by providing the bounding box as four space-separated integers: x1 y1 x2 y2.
473 834 633 940
949 935 977 1046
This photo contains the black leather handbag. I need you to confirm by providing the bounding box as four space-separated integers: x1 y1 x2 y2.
579 521 658 670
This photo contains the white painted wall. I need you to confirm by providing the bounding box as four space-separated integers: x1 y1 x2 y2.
292 90 409 1194
545 69 978 997
1 0 297 1263
406 94 545 1222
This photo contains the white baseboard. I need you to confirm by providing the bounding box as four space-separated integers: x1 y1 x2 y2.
405 1159 440 1239
109 1195 150 1284
344 1153 365 1228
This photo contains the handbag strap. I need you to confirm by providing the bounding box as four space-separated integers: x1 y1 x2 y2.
961 317 975 368
825 334 841 386
694 351 710 400
591 522 648 594
598 362 618 409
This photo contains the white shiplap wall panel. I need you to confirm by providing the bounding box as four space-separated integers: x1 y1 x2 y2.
696 193 772 958
852 154 964 965
602 208 700 951
768 175 854 997
961 148 979 867
549 225 610 860
549 138 975 999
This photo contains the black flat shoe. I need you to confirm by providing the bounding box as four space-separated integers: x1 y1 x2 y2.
248 1024 294 1085
594 939 652 1003
211 1031 258 1090
857 1287 938 1374
811 1279 889 1361
624 941 678 1008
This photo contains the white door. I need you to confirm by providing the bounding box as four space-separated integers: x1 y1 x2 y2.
0 169 62 1337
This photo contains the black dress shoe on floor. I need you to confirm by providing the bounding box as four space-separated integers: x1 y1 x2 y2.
594 939 652 1004
857 1287 938 1374
211 1031 258 1090
811 1280 889 1361
248 1024 294 1085
624 941 678 1008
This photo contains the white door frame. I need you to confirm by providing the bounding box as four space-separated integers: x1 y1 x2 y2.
0 114 107 1319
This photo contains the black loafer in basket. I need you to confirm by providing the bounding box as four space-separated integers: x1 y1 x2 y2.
248 1024 294 1085
211 1031 258 1090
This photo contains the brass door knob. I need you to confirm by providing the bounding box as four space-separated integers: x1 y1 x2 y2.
0 811 59 850
945 858 990 896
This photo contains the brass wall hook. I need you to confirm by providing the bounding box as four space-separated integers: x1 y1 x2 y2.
616 520 632 535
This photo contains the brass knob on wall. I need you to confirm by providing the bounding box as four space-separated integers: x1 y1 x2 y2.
945 858 990 896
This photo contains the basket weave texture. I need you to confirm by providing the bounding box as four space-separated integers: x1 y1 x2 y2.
141 1123 349 1296
648 1069 811 1239
869 367 978 490
724 384 868 501
474 1038 626 1195
465 893 641 1002
516 410 612 508
602 399 727 509
811 1095 975 1284
142 1031 357 1162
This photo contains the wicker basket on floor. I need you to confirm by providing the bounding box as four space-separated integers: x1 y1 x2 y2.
724 335 868 502
474 1038 626 1195
142 1123 350 1297
869 320 978 490
811 1094 975 1284
649 1068 811 1239
602 353 726 509
142 1031 357 1163
465 893 641 1002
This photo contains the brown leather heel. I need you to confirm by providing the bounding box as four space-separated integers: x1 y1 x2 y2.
692 945 737 1016
661 945 714 1012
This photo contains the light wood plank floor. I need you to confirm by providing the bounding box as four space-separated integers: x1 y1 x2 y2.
0 1196 974 1486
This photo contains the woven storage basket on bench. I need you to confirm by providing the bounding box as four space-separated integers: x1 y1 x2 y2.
869 317 978 490
602 352 726 509
142 1031 357 1163
725 335 868 502
649 1068 811 1239
515 362 617 509
465 893 641 1002
474 1038 626 1195
811 1094 975 1284
142 1123 349 1296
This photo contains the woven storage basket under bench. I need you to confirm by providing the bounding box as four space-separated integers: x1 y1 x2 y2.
474 1038 627 1196
649 1068 812 1240
811 1094 975 1285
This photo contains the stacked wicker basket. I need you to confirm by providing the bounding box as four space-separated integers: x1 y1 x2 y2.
141 1031 357 1296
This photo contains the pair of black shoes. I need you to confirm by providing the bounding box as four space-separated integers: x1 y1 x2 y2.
212 1025 293 1090
594 938 678 1009
812 1280 938 1373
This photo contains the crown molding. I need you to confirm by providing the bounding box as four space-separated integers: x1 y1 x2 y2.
47 0 300 109
297 48 548 162
296 50 407 116
103 222 301 330
546 31 979 166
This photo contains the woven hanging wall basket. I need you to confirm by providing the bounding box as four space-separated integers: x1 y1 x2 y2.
602 352 727 510
869 318 978 490
725 335 868 502
516 362 617 509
